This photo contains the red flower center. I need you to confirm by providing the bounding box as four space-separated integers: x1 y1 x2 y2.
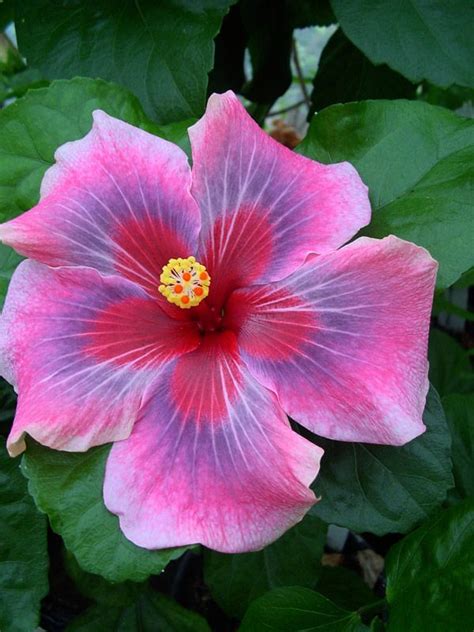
191 301 224 334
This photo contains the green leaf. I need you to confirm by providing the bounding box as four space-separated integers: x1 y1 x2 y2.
442 393 474 499
386 498 474 631
209 0 335 101
453 266 474 288
209 0 335 100
287 0 335 28
0 243 22 308
331 0 474 88
67 588 211 632
370 618 385 632
0 67 47 102
433 293 474 322
204 515 327 618
240 0 293 105
315 567 377 612
299 100 474 288
428 329 474 396
311 29 415 114
419 84 474 112
15 0 234 124
0 77 190 222
239 587 366 632
310 387 453 535
64 547 209 631
208 4 246 95
0 2 14 30
22 441 190 583
0 32 23 74
0 377 16 425
0 438 48 632
63 550 144 608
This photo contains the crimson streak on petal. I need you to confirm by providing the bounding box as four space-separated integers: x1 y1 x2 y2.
230 236 437 446
1 261 199 456
104 334 322 553
190 91 371 287
0 111 200 295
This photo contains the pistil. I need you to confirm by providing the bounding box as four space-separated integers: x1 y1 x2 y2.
158 256 211 309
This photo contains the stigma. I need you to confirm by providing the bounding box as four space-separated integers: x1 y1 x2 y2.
158 256 211 309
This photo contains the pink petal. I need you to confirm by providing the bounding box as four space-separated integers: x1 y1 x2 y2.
228 236 437 446
189 91 370 299
2 261 199 456
104 333 322 553
0 111 200 294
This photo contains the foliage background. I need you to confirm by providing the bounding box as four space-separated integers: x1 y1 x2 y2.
0 1 473 630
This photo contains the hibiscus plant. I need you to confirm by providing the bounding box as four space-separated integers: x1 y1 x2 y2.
0 2 472 632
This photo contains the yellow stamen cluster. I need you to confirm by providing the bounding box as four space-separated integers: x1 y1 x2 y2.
158 256 211 309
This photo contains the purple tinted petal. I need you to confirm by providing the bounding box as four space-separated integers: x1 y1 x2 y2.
230 236 437 445
190 91 371 290
104 333 322 553
2 261 199 456
0 112 200 294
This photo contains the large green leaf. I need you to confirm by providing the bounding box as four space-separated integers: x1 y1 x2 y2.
453 266 474 289
239 587 367 632
315 567 377 613
386 499 474 631
209 0 335 99
208 4 246 95
0 2 14 29
22 441 189 583
15 0 233 124
67 588 211 632
370 619 385 632
287 0 335 28
64 550 145 608
0 77 191 222
204 515 327 619
311 29 415 114
331 0 474 88
442 393 474 499
310 387 453 535
240 0 293 105
64 546 209 630
419 84 474 113
428 329 474 396
0 438 48 632
299 100 474 288
240 0 335 105
0 67 47 103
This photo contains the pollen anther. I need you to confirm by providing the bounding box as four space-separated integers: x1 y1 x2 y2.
158 256 211 309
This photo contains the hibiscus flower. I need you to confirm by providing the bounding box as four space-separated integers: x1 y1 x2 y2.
0 92 436 552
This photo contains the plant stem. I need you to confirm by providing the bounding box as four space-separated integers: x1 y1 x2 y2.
291 38 311 108
268 99 307 116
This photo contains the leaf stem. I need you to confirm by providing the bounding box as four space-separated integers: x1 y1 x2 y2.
357 598 387 620
268 99 307 116
291 38 311 108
